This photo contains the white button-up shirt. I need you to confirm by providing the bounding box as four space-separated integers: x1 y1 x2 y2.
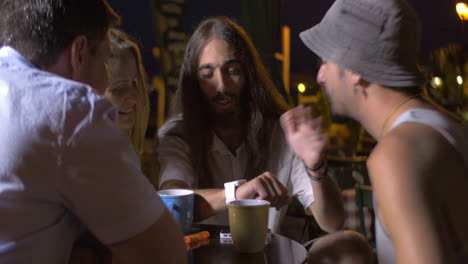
157 115 315 233
0 46 164 264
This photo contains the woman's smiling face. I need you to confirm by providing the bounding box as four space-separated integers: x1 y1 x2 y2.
105 49 139 130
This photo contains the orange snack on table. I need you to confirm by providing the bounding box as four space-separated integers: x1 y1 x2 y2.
184 231 210 244
185 237 210 251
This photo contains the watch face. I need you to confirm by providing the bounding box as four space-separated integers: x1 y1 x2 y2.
225 180 246 188
235 179 247 186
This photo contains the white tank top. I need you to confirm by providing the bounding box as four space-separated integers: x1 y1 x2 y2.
375 109 468 264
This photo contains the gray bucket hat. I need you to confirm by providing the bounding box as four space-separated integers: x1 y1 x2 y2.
300 0 424 87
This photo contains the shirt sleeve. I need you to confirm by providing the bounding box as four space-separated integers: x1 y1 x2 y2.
290 154 315 209
271 121 315 210
57 95 164 245
157 135 196 188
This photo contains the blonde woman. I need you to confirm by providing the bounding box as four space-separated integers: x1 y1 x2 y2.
105 28 158 187
69 29 161 264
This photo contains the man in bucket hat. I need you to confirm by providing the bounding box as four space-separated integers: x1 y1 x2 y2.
281 0 468 263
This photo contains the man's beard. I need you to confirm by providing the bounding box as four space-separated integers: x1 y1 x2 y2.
324 89 353 124
212 92 234 106
209 92 243 127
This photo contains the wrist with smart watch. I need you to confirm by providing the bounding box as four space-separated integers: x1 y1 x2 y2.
224 179 247 205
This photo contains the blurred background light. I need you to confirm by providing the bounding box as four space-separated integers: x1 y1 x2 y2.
456 2 468 21
297 83 306 93
432 76 443 88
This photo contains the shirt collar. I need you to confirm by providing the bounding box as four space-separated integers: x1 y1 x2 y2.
0 46 35 68
210 132 245 156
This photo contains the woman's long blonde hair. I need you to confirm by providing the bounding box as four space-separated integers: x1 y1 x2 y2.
109 28 150 154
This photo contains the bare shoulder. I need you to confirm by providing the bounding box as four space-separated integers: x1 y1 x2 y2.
367 120 468 208
370 123 449 174
368 122 454 194
368 122 468 262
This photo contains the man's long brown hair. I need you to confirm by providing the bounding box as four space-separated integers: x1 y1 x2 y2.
170 17 289 187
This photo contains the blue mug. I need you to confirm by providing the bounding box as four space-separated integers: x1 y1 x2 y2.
157 189 195 235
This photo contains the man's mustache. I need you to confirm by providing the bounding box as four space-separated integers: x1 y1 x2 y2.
212 93 235 102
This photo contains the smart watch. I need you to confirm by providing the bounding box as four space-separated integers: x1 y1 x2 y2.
224 179 247 205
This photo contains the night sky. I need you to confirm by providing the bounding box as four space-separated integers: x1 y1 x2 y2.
108 0 465 77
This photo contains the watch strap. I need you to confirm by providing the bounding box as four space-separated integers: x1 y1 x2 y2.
224 179 247 205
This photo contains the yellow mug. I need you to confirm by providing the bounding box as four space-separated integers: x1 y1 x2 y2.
228 199 270 253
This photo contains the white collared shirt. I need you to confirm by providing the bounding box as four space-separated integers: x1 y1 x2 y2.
157 115 315 233
0 46 164 263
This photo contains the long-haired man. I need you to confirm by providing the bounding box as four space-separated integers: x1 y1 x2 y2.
158 17 372 263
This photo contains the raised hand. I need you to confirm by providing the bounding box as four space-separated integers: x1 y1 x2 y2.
235 172 292 209
280 105 327 170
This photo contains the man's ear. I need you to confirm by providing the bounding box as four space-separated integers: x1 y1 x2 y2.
70 35 89 78
350 71 370 96
350 72 363 86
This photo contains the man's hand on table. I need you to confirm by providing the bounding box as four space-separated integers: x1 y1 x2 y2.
235 172 292 210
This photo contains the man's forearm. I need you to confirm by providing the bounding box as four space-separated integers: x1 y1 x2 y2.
308 172 345 232
193 189 227 221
